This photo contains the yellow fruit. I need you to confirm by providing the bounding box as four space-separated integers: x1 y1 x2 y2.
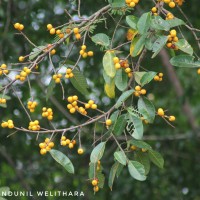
197 68 200 74
78 148 84 154
14 23 20 29
157 108 164 116
164 0 171 3
91 104 97 109
73 27 79 34
81 45 87 50
50 28 56 34
141 148 147 152
39 143 46 149
70 108 76 114
151 7 157 13
91 179 98 186
40 149 47 155
106 119 112 126
135 85 141 91
18 24 24 31
68 143 74 149
61 141 67 146
169 116 176 121
19 56 25 62
47 24 53 30
66 139 70 145
169 1 176 8
129 2 136 7
130 145 137 151
140 89 146 95
87 51 94 57
170 29 177 37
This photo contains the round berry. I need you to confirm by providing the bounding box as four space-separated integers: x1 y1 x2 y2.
157 108 164 116
78 148 84 155
106 119 112 126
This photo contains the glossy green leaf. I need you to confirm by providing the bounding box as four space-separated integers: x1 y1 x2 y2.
132 35 146 57
90 142 106 163
29 46 45 60
128 160 146 181
88 162 96 179
148 150 164 169
91 33 110 47
137 12 151 34
151 36 168 58
140 71 157 86
170 55 200 68
70 69 89 95
110 0 126 7
150 16 170 31
96 172 105 188
138 97 155 123
49 149 74 174
135 151 150 175
115 89 134 108
108 162 121 190
127 114 143 139
129 140 152 150
114 151 127 165
103 51 116 78
126 15 139 29
134 72 146 85
113 114 127 136
167 17 185 28
175 39 193 55
110 110 120 123
115 68 128 91
46 79 56 101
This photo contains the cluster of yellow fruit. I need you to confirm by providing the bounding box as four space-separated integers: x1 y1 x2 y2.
60 136 76 149
39 138 55 155
27 101 38 112
15 67 31 82
134 85 146 97
125 67 133 78
1 120 14 129
130 145 147 152
157 108 176 122
47 24 56 35
73 28 81 40
125 0 139 8
14 23 24 31
84 100 97 110
162 0 176 8
53 73 62 83
91 178 99 193
28 120 40 131
42 107 53 121
79 45 94 58
154 73 163 82
151 7 158 16
67 96 88 115
0 98 6 104
166 12 174 20
0 64 9 75
113 57 121 70
55 29 64 39
166 29 179 50
65 68 74 79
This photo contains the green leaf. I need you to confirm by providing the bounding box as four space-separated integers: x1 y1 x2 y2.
49 149 74 174
175 39 193 55
150 16 170 31
167 17 185 28
130 36 143 57
135 151 150 175
103 70 113 84
88 162 96 179
134 72 146 85
148 150 164 169
108 162 121 190
129 140 152 150
151 36 168 58
127 114 143 139
91 33 110 47
113 114 127 136
170 55 200 68
103 51 116 78
90 142 106 163
128 160 146 181
126 15 139 29
137 12 151 34
96 172 105 188
115 69 128 91
70 69 89 95
116 163 124 178
110 0 126 7
29 46 45 60
115 89 134 108
114 151 127 165
132 35 146 57
110 110 120 123
0 94 11 100
104 80 115 98
46 79 56 101
140 71 157 86
138 97 155 123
